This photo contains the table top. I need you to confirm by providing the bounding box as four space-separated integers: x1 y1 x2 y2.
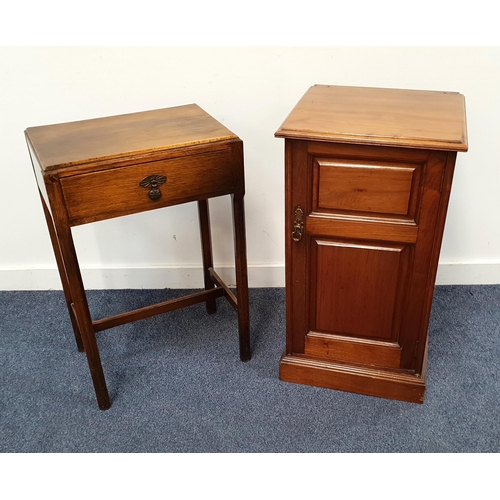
25 104 238 172
275 85 468 152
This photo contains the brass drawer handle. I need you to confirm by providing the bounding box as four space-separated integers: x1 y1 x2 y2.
292 206 304 242
139 174 166 201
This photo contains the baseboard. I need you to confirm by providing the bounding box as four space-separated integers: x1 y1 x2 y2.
0 264 285 291
1 262 499 291
435 262 500 285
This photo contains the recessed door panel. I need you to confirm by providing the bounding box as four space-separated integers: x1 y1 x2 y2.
316 159 416 215
314 240 406 341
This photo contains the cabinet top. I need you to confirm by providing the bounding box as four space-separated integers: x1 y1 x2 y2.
275 85 468 152
25 104 238 171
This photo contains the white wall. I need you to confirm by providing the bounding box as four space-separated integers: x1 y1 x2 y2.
1 46 500 289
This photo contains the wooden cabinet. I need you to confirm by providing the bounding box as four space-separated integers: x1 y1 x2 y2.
275 85 468 403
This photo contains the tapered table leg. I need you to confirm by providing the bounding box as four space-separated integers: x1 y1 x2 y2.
52 218 111 410
39 191 84 352
232 194 251 361
198 199 217 314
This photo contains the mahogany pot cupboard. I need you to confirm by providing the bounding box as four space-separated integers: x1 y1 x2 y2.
275 85 468 403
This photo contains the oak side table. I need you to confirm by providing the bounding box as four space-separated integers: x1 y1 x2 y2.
26 104 250 410
275 85 468 403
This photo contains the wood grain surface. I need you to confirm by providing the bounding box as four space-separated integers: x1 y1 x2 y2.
26 104 237 171
275 85 468 151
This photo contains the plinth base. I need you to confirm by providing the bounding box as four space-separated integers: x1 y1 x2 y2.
279 353 426 404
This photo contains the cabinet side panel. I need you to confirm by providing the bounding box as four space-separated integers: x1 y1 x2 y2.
399 151 449 370
414 152 457 370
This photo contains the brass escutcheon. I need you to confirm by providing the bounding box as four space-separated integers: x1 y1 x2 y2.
292 206 304 242
139 174 166 201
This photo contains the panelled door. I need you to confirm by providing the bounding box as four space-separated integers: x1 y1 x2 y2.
286 139 450 375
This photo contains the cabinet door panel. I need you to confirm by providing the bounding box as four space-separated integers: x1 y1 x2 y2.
304 332 402 368
314 240 406 340
287 140 448 373
316 158 416 215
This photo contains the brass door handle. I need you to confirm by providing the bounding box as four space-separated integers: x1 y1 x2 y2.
292 206 304 242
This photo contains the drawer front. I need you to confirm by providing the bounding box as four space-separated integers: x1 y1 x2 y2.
61 149 235 224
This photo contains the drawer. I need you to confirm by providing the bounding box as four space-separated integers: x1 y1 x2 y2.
60 148 235 224
313 157 420 218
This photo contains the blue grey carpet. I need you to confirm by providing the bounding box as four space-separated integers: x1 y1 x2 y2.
0 286 499 452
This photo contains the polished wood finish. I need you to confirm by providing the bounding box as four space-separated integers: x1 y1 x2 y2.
198 200 217 315
59 149 235 225
314 240 405 339
276 85 468 151
92 288 225 333
27 104 250 410
276 85 468 403
316 158 416 215
27 104 237 171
